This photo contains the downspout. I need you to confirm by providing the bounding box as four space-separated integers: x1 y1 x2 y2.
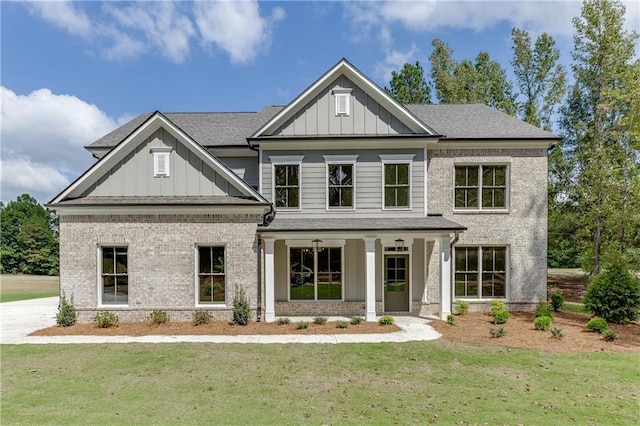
448 230 460 316
256 238 262 322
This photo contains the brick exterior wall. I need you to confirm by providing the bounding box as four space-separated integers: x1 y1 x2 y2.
59 213 262 322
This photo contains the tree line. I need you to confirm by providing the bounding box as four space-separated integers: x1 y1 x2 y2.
385 0 639 273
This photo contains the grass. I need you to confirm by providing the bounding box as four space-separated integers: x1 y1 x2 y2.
290 282 342 300
562 302 589 314
0 275 58 303
1 342 638 425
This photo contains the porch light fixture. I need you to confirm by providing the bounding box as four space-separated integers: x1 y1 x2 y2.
312 239 323 253
394 238 405 250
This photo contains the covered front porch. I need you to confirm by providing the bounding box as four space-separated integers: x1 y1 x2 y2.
259 217 465 322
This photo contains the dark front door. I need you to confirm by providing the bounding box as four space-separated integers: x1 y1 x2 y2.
384 254 409 312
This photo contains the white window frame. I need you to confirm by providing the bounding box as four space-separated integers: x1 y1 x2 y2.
151 148 172 178
285 240 345 302
453 164 510 212
97 245 129 308
324 155 358 211
195 244 227 308
453 245 510 301
333 88 352 116
380 154 415 211
270 156 304 211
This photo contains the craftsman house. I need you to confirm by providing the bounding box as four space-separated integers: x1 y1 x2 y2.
48 59 557 322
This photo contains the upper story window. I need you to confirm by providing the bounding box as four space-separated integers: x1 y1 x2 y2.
324 155 357 210
271 155 304 210
333 88 352 116
151 148 172 177
454 165 508 210
380 154 414 210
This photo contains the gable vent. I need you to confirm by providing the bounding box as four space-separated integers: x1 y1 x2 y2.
333 88 352 116
152 149 171 177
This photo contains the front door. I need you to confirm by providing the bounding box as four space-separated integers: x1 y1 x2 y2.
384 254 409 312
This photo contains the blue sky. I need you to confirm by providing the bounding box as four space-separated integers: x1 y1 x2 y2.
1 0 638 204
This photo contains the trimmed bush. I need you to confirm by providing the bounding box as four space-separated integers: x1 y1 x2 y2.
602 329 620 342
350 316 364 325
378 315 395 326
56 293 77 327
295 321 309 330
312 316 328 325
277 317 291 325
584 261 640 324
489 327 506 338
192 310 212 326
93 311 118 328
534 315 553 331
455 301 469 315
550 292 565 311
535 301 553 319
492 308 509 324
232 287 251 326
446 315 456 325
586 317 608 333
336 321 349 329
148 310 169 325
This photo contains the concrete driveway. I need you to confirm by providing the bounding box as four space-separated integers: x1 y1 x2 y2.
0 297 442 344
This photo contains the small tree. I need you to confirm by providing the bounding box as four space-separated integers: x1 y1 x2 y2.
56 293 77 327
232 286 251 326
584 260 640 324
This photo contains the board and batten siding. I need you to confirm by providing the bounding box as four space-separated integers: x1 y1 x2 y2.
83 128 242 197
271 76 414 137
262 149 425 218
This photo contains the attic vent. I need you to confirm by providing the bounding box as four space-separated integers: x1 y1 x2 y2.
151 148 172 177
333 88 352 116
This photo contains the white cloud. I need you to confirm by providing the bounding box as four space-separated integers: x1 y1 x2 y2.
0 87 127 203
374 44 421 81
24 0 286 64
194 1 285 64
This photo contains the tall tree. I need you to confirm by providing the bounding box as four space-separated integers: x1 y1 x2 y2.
385 61 431 104
510 27 567 130
561 0 639 273
429 39 517 115
0 194 59 275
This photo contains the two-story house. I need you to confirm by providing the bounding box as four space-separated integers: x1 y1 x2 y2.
48 59 557 323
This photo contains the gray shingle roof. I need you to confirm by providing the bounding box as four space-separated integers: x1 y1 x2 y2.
259 216 465 232
50 196 268 207
405 103 558 140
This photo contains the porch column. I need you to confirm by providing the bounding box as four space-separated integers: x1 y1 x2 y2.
439 237 452 319
364 238 377 322
264 239 275 322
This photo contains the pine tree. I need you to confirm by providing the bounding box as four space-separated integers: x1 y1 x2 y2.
384 61 431 104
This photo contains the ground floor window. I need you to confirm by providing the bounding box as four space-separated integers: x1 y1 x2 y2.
198 246 225 303
101 246 128 304
289 247 342 300
455 246 507 299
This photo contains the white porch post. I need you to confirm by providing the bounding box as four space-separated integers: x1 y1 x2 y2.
439 237 452 319
364 238 377 322
264 239 275 322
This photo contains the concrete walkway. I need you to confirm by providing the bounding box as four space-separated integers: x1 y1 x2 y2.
0 297 442 344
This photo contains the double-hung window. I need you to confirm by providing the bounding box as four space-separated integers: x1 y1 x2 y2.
272 156 304 209
289 245 342 301
101 246 128 305
198 246 226 304
455 246 507 299
455 165 508 210
381 154 414 209
325 155 357 209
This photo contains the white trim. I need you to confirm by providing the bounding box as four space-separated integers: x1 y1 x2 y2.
323 155 359 163
381 238 413 313
423 146 428 216
324 158 357 211
258 147 263 194
97 244 129 308
379 154 416 162
333 89 352 116
286 242 346 302
264 239 275 322
153 151 171 177
53 205 267 216
364 238 377 322
285 239 345 247
269 155 305 165
452 245 510 301
452 163 510 213
271 160 302 212
380 157 413 211
439 238 452 319
194 244 228 308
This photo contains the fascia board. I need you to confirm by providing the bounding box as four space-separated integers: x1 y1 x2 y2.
52 205 268 216
430 140 557 150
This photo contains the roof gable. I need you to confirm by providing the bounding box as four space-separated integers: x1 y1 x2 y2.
250 59 438 139
50 112 268 204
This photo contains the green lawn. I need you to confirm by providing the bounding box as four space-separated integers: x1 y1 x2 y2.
0 275 58 303
2 342 638 425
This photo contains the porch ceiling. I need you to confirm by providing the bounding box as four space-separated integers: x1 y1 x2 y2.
258 216 466 233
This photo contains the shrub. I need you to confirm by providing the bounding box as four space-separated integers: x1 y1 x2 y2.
148 310 169 325
350 316 364 325
56 293 77 327
535 301 553 319
602 329 620 342
492 308 509 324
295 321 309 330
586 317 608 333
93 311 118 328
490 301 505 314
489 327 506 338
446 314 456 325
455 301 469 315
336 321 349 329
550 292 565 311
583 261 640 324
378 315 395 326
192 310 212 325
277 317 291 325
312 316 328 325
534 315 553 331
550 327 564 339
232 286 251 326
